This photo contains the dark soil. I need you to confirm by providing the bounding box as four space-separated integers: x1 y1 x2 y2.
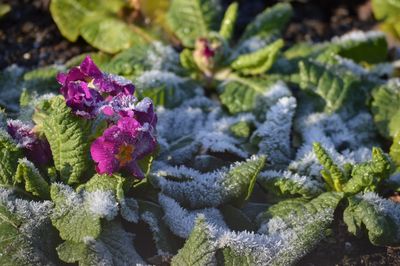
0 0 94 70
1 0 399 265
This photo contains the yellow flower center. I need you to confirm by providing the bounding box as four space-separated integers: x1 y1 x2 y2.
116 143 134 167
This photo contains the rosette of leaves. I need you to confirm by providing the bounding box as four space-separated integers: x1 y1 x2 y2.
50 0 169 53
257 142 400 247
167 0 293 114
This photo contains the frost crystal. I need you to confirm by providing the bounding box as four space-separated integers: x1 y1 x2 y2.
158 194 228 238
85 190 119 221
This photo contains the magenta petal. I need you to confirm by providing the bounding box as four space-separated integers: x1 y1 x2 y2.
117 117 141 134
133 131 157 160
80 56 102 78
56 73 67 85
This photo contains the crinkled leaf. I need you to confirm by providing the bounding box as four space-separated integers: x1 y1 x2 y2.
57 221 144 265
343 147 393 194
154 156 265 208
171 215 217 265
343 194 399 246
14 159 50 199
231 39 284 75
299 60 359 112
0 190 60 265
0 132 22 186
218 77 269 114
371 81 400 138
50 183 101 243
43 97 92 184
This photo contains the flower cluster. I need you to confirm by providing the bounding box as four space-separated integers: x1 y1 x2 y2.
57 56 157 178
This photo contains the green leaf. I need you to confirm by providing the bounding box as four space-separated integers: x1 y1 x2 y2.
218 77 269 114
50 183 102 243
167 0 222 47
136 71 198 108
23 66 64 93
240 3 293 41
343 195 398 246
0 191 60 265
43 97 92 184
229 121 252 138
372 0 400 20
50 0 147 53
371 81 400 138
343 147 393 194
390 132 400 171
324 32 388 64
171 215 217 265
80 17 145 54
154 156 265 209
14 159 50 199
223 155 266 205
313 142 347 191
0 132 22 186
299 60 359 112
231 39 284 75
219 2 238 41
57 221 145 265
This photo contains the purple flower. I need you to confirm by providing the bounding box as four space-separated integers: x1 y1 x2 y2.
57 56 135 118
101 94 157 128
90 116 157 178
7 120 52 167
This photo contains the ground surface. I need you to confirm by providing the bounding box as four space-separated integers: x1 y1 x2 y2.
1 0 399 265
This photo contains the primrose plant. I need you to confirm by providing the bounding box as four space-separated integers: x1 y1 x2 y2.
1 0 400 265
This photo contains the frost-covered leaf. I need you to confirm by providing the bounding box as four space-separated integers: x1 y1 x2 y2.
344 192 400 245
173 192 341 266
240 3 293 41
14 158 50 199
159 194 228 238
50 183 119 243
157 97 252 162
231 39 284 75
153 156 265 208
171 215 218 265
167 0 222 47
322 31 388 64
218 77 270 114
219 204 256 231
135 70 199 108
251 96 296 167
0 131 22 186
43 97 92 184
299 60 360 112
258 170 324 198
105 42 181 77
371 79 400 138
57 221 144 265
219 2 238 41
138 199 183 255
0 189 60 265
